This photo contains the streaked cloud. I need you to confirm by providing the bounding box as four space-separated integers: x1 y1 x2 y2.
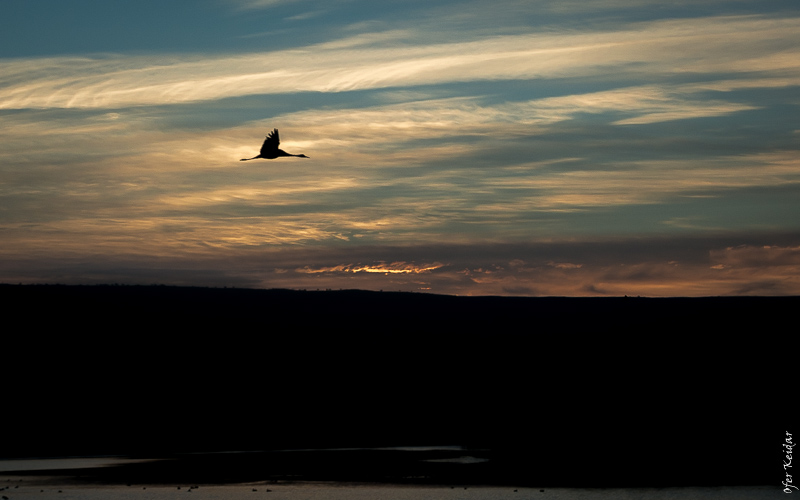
298 262 445 275
2 1 799 295
6 236 798 296
2 15 797 110
229 0 313 10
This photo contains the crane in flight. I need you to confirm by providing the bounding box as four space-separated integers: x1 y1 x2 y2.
241 129 309 161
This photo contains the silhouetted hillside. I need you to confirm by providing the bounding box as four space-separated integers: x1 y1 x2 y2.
3 283 796 332
1 285 791 487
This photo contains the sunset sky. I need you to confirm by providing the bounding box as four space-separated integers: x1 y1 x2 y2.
2 0 799 296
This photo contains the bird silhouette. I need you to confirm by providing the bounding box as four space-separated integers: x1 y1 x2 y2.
241 129 309 161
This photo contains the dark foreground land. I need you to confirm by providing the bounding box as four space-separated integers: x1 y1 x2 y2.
1 285 793 488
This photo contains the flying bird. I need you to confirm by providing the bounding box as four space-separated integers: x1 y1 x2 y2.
240 129 309 161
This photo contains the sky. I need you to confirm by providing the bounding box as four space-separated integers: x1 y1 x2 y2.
1 0 799 296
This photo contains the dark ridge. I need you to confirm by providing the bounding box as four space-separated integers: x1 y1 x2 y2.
2 283 796 332
1 285 792 487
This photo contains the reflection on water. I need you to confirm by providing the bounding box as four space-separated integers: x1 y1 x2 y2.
256 446 467 453
0 458 155 473
423 456 490 464
0 447 465 473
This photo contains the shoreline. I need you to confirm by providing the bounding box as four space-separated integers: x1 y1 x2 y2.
0 475 782 500
0 447 778 489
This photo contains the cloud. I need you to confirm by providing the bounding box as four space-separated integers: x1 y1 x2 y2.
1 15 797 110
482 151 800 209
2 5 799 296
5 235 799 296
2 91 796 261
710 244 800 267
298 261 445 274
230 0 309 10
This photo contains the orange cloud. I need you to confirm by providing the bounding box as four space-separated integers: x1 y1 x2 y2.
297 261 445 275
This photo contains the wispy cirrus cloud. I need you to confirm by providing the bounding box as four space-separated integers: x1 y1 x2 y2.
3 0 800 295
229 0 310 10
1 87 794 251
1 15 797 110
0 79 764 178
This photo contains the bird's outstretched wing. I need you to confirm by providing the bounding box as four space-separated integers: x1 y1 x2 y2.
260 129 280 156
